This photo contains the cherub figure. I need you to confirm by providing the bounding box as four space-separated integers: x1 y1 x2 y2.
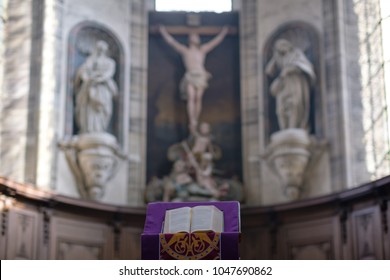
182 142 227 198
162 159 193 202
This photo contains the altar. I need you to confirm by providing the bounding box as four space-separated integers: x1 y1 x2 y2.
141 201 241 260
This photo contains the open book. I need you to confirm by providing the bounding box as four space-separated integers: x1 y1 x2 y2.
162 205 224 234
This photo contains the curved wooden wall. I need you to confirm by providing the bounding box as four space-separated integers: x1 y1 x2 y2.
0 176 389 259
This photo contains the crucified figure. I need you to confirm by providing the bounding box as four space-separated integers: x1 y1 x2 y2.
159 25 228 135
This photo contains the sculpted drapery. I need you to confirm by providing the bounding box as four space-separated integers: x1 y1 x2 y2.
75 40 118 133
266 39 315 131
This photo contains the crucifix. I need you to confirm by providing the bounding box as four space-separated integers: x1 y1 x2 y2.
150 14 237 136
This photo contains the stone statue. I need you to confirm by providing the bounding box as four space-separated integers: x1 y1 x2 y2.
159 26 228 135
191 122 214 159
182 142 228 198
75 40 118 133
144 136 242 202
162 159 222 202
162 159 194 202
265 39 315 130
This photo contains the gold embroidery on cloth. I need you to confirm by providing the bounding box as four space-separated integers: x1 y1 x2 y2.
159 232 220 260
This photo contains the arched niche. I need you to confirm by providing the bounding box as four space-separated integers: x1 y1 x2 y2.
263 21 322 142
65 21 125 144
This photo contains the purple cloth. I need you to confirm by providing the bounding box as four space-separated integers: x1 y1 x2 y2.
141 201 241 260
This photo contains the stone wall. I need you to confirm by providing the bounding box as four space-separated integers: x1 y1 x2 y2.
239 0 262 205
240 0 371 205
127 0 149 206
0 0 380 207
0 0 149 206
0 0 35 183
242 0 333 205
52 0 133 204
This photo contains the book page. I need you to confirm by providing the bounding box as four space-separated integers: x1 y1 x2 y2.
190 205 224 233
163 207 192 233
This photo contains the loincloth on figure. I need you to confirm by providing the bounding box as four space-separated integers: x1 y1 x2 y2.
179 71 212 100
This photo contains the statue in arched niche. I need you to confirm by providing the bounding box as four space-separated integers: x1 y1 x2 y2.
266 38 315 131
75 40 118 133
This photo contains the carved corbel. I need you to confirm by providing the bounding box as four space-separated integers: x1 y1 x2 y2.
59 133 126 201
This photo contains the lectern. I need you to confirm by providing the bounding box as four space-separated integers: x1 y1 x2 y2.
141 201 241 260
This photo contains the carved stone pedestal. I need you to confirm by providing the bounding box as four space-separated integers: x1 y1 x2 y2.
60 132 124 200
265 129 311 200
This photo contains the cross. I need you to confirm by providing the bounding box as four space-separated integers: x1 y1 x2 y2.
149 13 238 35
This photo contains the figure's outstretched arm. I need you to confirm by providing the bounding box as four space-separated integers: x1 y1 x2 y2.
159 25 187 54
201 26 228 53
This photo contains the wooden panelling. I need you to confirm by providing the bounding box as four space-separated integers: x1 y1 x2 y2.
290 242 332 260
120 227 142 260
50 217 114 260
278 218 337 259
385 201 390 259
0 210 6 259
6 208 39 259
351 206 383 259
240 229 270 259
0 176 390 259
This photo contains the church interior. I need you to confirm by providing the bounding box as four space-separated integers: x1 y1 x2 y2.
0 0 390 259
